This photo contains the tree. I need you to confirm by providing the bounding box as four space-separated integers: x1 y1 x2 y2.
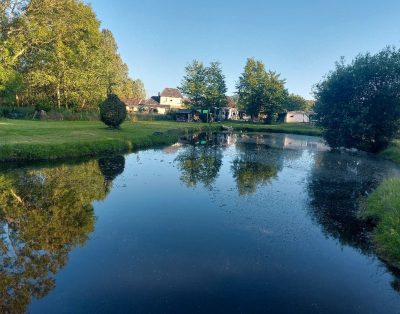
179 60 207 109
283 94 314 112
131 79 146 99
16 0 105 109
100 94 127 128
204 62 227 108
0 0 143 109
314 47 400 152
236 58 287 123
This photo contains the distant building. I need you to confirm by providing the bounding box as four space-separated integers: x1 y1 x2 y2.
284 111 312 123
159 88 184 110
123 87 185 114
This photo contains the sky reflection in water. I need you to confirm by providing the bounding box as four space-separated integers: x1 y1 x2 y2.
0 132 399 313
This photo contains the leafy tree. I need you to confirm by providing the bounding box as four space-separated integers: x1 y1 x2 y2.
314 47 400 152
283 94 314 112
130 79 146 99
204 62 227 108
100 94 127 128
179 60 207 109
0 0 144 110
236 58 287 122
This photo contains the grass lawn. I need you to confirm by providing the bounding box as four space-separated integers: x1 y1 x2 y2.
361 138 400 270
360 178 400 269
0 119 320 162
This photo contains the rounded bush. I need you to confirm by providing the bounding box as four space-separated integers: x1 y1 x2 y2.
100 94 127 128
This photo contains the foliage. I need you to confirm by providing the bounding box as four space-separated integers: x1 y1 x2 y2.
204 62 227 108
0 160 111 313
179 60 207 108
236 58 287 123
175 141 223 189
99 94 127 128
314 47 400 153
232 160 277 195
179 60 227 109
0 0 144 110
381 140 400 164
283 94 314 112
360 178 400 269
34 100 52 112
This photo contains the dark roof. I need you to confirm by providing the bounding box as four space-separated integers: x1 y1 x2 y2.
160 88 183 98
176 109 194 114
145 97 160 106
123 98 146 106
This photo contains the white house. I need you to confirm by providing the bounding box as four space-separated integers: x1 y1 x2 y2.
159 88 185 110
124 87 185 114
284 111 311 123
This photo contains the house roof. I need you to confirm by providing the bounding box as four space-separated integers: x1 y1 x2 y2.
123 98 146 106
160 88 183 99
226 96 237 108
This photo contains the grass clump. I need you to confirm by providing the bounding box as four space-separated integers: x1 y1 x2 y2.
360 178 400 269
381 140 400 164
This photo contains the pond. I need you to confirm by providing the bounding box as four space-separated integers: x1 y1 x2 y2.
1 132 400 313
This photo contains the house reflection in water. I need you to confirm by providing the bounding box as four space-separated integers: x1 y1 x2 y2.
178 132 238 148
236 133 328 151
175 131 328 152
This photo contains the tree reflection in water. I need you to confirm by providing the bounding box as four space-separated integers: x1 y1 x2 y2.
0 156 125 313
307 151 400 292
175 133 224 189
231 141 279 196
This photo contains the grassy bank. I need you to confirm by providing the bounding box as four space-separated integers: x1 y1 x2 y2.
224 121 322 136
0 120 319 162
360 178 400 269
363 139 400 270
381 140 400 164
0 120 210 161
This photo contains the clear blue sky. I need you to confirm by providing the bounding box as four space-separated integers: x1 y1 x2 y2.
87 0 400 99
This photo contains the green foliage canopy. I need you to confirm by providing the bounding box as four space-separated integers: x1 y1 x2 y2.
236 58 287 122
179 60 227 109
283 94 314 112
99 94 127 128
314 47 400 152
0 0 144 109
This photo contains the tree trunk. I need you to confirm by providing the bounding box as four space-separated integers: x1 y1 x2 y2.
56 83 61 109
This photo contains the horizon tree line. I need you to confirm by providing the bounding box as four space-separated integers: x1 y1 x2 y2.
179 58 314 122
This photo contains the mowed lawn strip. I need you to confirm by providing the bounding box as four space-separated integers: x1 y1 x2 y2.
0 120 206 161
0 120 322 162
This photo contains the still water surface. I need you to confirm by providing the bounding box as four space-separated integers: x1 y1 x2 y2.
1 132 400 313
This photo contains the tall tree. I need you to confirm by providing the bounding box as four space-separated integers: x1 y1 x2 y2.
204 61 227 108
131 79 146 98
179 60 207 108
179 60 228 110
314 47 400 152
0 0 144 109
236 58 287 122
